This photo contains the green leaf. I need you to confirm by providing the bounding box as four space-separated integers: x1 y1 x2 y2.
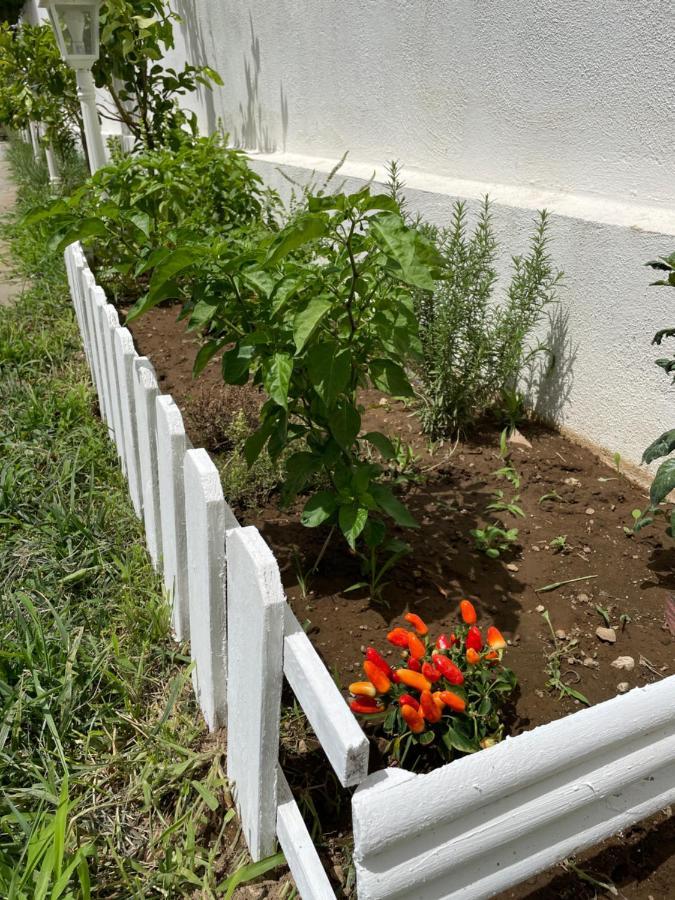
369 358 414 397
418 730 435 746
187 299 219 330
370 483 418 528
244 419 274 466
330 402 361 449
643 429 675 464
442 724 479 754
192 340 222 377
370 212 441 291
220 852 286 900
338 503 368 548
267 212 328 264
301 491 338 527
146 247 203 304
222 343 254 385
50 218 109 253
262 353 293 409
293 296 332 351
307 341 351 405
363 431 398 460
650 457 675 506
283 451 322 498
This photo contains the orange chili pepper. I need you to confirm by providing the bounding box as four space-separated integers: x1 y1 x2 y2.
407 631 426 660
395 669 432 692
460 599 477 624
466 648 481 665
349 697 382 715
466 625 483 652
349 681 376 698
365 646 394 678
421 661 441 683
387 627 410 648
400 703 425 734
438 690 466 713
486 626 507 651
364 660 391 694
398 693 419 711
419 690 442 723
404 612 428 635
485 650 499 662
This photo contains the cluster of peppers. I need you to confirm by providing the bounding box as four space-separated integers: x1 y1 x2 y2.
348 600 509 749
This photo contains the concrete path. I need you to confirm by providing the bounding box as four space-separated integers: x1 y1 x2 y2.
0 143 23 307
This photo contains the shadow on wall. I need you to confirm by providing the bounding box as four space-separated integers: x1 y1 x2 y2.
232 14 287 152
174 0 217 134
524 303 578 426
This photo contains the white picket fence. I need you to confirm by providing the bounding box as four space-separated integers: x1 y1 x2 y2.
64 242 675 900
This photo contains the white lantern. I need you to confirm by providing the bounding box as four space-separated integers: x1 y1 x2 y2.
39 0 101 69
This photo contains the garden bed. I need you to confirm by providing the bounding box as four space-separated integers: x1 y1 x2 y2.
126 303 675 898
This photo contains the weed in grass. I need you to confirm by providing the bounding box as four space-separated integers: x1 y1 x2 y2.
540 611 590 706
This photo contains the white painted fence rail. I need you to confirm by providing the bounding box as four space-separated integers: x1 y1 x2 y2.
63 242 675 900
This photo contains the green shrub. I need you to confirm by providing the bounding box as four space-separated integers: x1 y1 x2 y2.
416 198 562 437
215 411 286 513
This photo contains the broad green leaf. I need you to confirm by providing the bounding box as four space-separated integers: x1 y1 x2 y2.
222 343 254 385
418 730 435 746
192 340 222 377
244 419 274 466
307 341 351 405
370 212 442 291
267 212 328 264
262 353 293 409
370 483 418 528
301 491 338 527
650 457 675 505
293 296 332 351
50 218 109 253
363 431 398 460
442 724 479 754
126 280 181 322
187 299 219 330
330 402 361 449
338 503 368 548
146 247 204 305
283 451 322 497
370 358 414 397
642 429 675 464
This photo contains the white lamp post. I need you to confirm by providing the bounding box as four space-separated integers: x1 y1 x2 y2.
39 0 106 174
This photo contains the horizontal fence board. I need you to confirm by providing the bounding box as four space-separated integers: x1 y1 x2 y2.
276 766 336 900
133 358 162 568
352 676 675 900
184 448 230 730
112 327 143 519
283 607 369 788
227 526 284 862
156 395 189 642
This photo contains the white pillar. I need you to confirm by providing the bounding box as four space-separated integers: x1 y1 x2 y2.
75 68 106 174
45 144 59 184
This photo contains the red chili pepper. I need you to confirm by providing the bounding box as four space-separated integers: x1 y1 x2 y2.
365 646 394 678
485 650 499 662
486 626 507 651
364 660 391 694
407 656 422 672
438 690 466 713
350 697 383 715
398 693 419 711
349 681 376 697
459 599 477 624
466 648 481 665
400 703 425 734
387 627 410 648
466 626 483 652
395 669 432 692
431 653 464 685
435 633 456 651
421 661 442 683
419 690 442 724
404 612 428 635
407 631 426 660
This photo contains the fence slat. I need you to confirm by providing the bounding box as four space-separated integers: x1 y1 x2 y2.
352 676 675 900
156 395 189 641
276 766 337 900
82 272 108 422
133 358 162 567
73 249 97 382
183 448 234 729
226 525 284 861
102 304 127 473
112 327 143 519
284 606 369 788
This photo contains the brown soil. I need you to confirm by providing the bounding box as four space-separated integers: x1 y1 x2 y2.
127 304 675 899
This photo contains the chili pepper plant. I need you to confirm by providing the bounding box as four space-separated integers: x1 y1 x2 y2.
349 601 517 768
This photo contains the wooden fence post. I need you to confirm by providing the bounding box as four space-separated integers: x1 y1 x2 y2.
226 525 285 861
133 358 162 568
112 327 143 519
102 304 127 473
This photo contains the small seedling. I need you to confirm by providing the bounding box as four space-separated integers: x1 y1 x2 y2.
613 451 622 473
540 610 590 706
538 490 563 505
595 604 611 627
486 489 525 519
548 534 569 553
471 524 519 559
619 612 632 631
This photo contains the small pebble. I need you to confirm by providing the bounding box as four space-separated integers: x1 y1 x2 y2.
577 592 590 603
583 546 592 554
535 604 545 613
585 507 595 516
555 629 567 640
596 626 617 643
617 682 630 694
535 689 544 698
564 477 581 487
583 657 599 668
611 655 635 671
506 563 519 573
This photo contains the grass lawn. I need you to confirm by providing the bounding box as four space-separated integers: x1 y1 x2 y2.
0 142 286 899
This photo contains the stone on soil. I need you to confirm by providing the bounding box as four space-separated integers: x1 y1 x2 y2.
596 626 617 643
